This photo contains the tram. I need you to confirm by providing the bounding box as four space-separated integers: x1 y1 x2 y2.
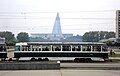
14 42 108 61
0 38 7 60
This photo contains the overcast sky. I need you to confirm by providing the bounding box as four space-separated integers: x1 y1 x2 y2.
0 0 120 36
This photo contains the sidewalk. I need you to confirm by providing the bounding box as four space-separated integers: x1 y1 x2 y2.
0 70 120 76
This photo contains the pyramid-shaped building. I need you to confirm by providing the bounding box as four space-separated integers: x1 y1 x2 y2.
30 13 73 41
50 13 63 40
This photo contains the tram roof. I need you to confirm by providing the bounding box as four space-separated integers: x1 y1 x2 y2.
16 42 105 45
16 42 104 45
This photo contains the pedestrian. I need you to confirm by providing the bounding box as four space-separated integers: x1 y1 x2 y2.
110 50 113 56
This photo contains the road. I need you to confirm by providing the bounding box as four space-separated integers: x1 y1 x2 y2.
60 62 120 70
0 63 120 76
60 63 120 68
0 70 120 76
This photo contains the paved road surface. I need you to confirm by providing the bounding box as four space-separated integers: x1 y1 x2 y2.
61 63 120 68
0 70 120 76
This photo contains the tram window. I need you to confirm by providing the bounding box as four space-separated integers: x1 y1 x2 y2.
28 46 30 51
32 48 34 51
22 47 24 51
32 46 34 51
55 47 60 51
35 48 37 51
0 46 3 51
25 46 29 51
86 46 91 51
32 46 35 51
77 46 81 51
43 47 49 51
92 46 101 52
72 47 75 51
82 45 91 51
42 45 50 51
62 45 71 51
4 46 6 51
102 46 107 51
15 46 20 51
22 46 27 51
31 45 41 51
39 48 41 51
72 45 81 51
52 45 61 51
37 46 41 51
32 45 41 51
21 46 30 51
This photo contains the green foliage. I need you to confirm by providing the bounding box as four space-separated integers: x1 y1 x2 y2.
0 31 17 44
64 35 82 42
82 31 115 42
17 32 29 42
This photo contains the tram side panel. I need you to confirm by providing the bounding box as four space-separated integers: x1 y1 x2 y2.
14 42 109 60
14 52 108 59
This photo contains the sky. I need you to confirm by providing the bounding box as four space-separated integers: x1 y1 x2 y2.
0 0 120 36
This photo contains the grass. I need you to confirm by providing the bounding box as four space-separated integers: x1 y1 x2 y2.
109 54 120 57
109 53 120 62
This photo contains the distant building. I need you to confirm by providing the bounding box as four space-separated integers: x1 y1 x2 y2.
50 13 63 40
30 13 73 41
30 34 73 40
62 34 73 39
30 33 51 39
116 10 120 39
116 10 120 42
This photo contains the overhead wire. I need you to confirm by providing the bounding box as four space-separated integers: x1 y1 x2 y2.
0 11 116 32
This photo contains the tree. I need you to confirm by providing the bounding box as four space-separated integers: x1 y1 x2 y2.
63 35 82 42
82 31 115 42
0 31 16 44
17 32 29 42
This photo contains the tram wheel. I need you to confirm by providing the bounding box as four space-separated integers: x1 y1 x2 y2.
8 58 12 61
44 58 49 61
1 58 6 61
16 58 19 61
79 58 92 62
38 58 42 61
74 58 79 62
85 58 92 62
30 58 36 61
103 58 109 62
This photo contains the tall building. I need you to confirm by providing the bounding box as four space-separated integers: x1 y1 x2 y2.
116 10 120 39
30 13 73 41
50 13 63 40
